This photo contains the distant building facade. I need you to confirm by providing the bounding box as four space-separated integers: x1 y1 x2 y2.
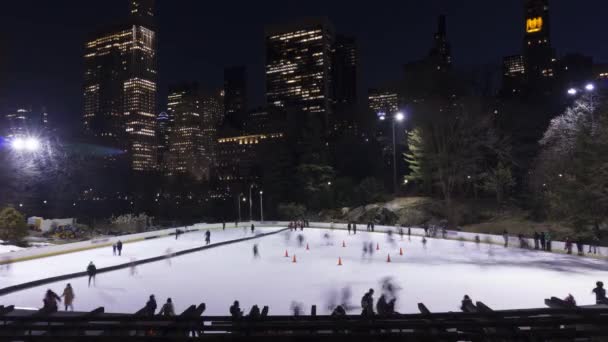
83 0 157 171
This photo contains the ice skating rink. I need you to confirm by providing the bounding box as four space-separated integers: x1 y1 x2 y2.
2 227 607 315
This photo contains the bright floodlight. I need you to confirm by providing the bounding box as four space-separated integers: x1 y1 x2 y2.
585 83 595 91
11 138 25 151
24 137 40 151
378 112 386 121
567 88 577 96
395 112 405 121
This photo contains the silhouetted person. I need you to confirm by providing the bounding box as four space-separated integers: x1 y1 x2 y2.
331 305 346 317
222 222 226 230
503 230 509 247
533 232 540 250
347 223 351 235
112 244 117 255
43 289 61 312
461 295 473 311
230 301 243 319
159 298 175 316
61 284 75 311
540 232 546 250
564 294 577 307
86 261 97 287
576 239 584 256
361 289 374 316
253 244 260 258
205 230 211 245
145 295 157 316
353 224 357 234
546 232 553 252
248 305 261 319
593 282 608 304
251 224 255 233
376 294 389 316
117 240 123 256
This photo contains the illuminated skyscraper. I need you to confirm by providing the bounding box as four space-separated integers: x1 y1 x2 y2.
200 89 224 169
368 88 399 116
5 108 31 139
265 18 334 128
83 0 157 171
523 0 555 83
166 84 207 180
501 55 526 96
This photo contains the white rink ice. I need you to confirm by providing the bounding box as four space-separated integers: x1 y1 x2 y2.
0 227 282 288
3 228 607 315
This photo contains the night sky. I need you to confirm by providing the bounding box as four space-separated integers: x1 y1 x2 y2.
0 0 606 131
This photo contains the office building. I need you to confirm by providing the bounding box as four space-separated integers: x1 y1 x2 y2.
501 55 526 96
83 0 157 171
166 84 207 180
332 35 358 132
368 88 399 116
265 18 334 127
224 67 247 120
523 0 555 83
200 89 224 168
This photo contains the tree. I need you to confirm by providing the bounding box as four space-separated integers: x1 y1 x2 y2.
355 177 387 205
481 162 515 205
404 97 501 225
533 93 608 232
0 207 28 243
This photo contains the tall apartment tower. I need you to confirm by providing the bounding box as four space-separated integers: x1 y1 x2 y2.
523 0 555 83
223 67 247 119
83 0 157 171
265 18 335 127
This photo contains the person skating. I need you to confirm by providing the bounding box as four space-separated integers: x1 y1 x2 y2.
159 298 175 316
593 281 608 304
422 237 427 246
361 289 375 316
398 228 404 240
565 237 573 254
253 244 260 258
347 223 351 235
589 235 600 254
61 284 75 311
112 243 117 255
353 223 357 235
503 230 509 247
145 295 157 316
43 289 61 313
546 231 552 252
205 230 211 245
117 240 123 256
533 232 540 250
230 300 243 319
222 222 226 230
540 232 546 251
251 224 255 234
408 227 411 237
576 238 584 256
86 261 97 287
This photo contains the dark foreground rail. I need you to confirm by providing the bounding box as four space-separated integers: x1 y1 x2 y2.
1 304 608 341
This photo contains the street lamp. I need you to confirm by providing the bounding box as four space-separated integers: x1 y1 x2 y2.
259 190 264 222
391 112 405 195
10 136 40 152
585 83 595 92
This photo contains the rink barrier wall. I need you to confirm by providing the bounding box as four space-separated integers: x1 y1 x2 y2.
2 220 604 266
0 222 291 265
0 228 289 296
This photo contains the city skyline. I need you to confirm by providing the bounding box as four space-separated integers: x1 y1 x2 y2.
1 0 607 130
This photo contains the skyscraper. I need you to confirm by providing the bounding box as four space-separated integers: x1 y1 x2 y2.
428 15 452 72
5 108 31 139
523 0 555 83
223 67 247 121
332 35 358 132
166 84 207 180
155 111 171 173
83 0 157 172
200 89 224 169
265 18 334 127
501 55 526 96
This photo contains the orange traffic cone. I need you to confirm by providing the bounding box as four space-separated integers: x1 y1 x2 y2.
342 241 346 247
284 250 289 257
376 243 380 251
306 243 310 251
387 254 391 263
399 247 403 256
338 257 343 266
292 255 297 263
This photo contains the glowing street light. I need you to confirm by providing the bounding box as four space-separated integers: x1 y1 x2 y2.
585 83 595 92
395 112 405 122
567 88 577 96
10 137 40 152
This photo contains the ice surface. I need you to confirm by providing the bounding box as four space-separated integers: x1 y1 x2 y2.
0 227 281 288
3 228 606 316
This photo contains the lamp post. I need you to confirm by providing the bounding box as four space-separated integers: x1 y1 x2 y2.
379 111 405 195
248 184 255 222
237 193 245 223
259 190 264 222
